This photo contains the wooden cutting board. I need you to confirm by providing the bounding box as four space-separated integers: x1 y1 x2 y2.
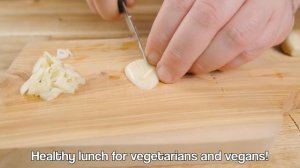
0 38 299 156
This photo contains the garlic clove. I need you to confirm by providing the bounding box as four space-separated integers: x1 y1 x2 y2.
282 32 300 57
125 59 159 90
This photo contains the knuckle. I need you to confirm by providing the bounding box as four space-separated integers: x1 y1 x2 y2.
191 58 212 74
190 1 221 28
148 31 169 50
147 32 170 58
192 63 207 74
165 0 193 12
226 13 268 47
162 48 187 76
239 51 256 61
167 47 185 65
226 26 251 47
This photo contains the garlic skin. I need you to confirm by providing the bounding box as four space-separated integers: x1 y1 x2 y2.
125 59 159 90
20 51 85 101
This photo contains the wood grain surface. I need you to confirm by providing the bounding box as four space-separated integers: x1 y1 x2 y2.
0 0 300 168
0 38 285 148
0 36 298 168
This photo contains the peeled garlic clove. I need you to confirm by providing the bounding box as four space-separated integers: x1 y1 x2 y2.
125 59 159 90
282 32 300 57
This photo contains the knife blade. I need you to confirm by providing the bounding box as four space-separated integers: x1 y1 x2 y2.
118 0 147 61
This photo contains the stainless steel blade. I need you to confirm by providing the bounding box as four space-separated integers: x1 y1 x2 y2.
120 1 147 61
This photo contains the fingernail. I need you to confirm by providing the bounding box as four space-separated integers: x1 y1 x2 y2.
157 66 173 83
147 52 160 65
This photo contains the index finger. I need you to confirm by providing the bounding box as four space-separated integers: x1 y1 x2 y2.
145 0 196 65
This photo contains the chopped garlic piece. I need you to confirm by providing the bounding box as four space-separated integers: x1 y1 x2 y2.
57 49 72 59
20 51 85 101
20 67 45 95
281 32 300 57
125 59 159 90
40 88 63 101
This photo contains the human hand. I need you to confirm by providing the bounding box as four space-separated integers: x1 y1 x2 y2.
146 0 300 83
86 0 134 20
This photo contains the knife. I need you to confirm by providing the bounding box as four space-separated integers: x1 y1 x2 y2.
118 0 147 61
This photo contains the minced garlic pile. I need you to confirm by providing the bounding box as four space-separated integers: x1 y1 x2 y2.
20 51 85 101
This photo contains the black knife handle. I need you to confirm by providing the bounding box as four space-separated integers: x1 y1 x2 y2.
118 0 125 14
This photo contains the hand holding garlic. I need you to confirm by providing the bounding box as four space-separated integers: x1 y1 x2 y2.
88 0 300 84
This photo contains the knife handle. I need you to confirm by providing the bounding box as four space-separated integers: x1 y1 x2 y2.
118 0 125 14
